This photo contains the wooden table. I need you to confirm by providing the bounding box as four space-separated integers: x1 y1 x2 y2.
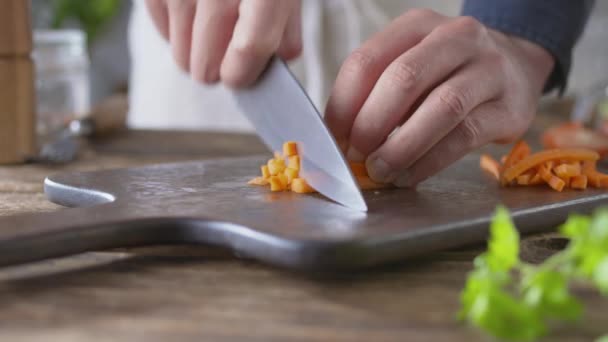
0 105 607 341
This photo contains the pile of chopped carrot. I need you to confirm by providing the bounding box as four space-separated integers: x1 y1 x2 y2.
480 141 607 192
248 141 388 193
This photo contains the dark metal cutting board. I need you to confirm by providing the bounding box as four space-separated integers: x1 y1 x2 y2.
1 153 607 272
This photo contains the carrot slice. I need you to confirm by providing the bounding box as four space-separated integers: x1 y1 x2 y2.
283 141 298 157
503 141 531 170
542 122 608 156
480 154 501 181
502 149 600 183
571 175 588 190
349 162 368 177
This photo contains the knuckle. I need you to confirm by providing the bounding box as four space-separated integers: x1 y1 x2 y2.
342 48 377 75
437 86 469 119
440 16 487 41
232 38 275 59
384 60 422 93
459 116 481 148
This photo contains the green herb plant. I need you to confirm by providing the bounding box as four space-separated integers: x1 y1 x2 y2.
459 206 608 341
51 0 121 44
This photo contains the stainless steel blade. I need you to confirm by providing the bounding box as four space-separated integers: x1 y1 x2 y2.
231 58 367 212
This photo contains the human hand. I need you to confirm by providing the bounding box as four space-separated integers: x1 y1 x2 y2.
325 9 555 187
145 0 302 87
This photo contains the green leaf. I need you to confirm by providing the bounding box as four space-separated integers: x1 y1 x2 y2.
521 269 582 321
593 257 608 294
559 214 591 239
486 206 520 272
597 335 608 342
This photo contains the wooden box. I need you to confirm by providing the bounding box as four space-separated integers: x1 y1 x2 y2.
0 58 36 163
0 0 32 56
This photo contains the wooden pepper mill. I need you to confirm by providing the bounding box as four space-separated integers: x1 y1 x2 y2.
0 0 36 164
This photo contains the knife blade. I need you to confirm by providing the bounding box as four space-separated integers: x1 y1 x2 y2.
231 57 367 212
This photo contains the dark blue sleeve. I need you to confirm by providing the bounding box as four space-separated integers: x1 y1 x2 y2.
462 0 595 94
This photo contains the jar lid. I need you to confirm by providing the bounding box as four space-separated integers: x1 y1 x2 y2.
34 29 85 47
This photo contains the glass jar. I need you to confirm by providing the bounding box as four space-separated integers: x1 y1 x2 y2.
33 29 90 146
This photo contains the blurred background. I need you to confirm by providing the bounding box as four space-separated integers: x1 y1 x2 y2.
29 0 608 132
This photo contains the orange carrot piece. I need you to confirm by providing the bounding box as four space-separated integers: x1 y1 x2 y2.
288 155 300 170
248 177 269 186
538 163 565 191
517 174 532 185
571 175 588 190
269 176 284 191
291 178 316 193
503 141 531 170
268 158 286 176
581 161 608 188
261 165 270 179
284 167 299 184
278 173 289 188
529 172 543 185
283 141 298 157
349 162 368 177
554 163 581 179
502 149 599 183
480 154 501 181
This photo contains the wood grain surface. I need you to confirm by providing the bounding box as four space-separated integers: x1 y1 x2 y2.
0 0 32 56
0 99 607 341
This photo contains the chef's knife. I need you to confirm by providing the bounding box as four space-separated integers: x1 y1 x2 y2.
231 57 367 212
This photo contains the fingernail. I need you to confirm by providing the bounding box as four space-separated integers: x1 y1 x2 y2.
393 170 413 188
346 147 365 162
367 157 397 183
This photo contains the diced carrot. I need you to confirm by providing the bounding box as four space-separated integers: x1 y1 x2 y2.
278 173 289 188
538 163 565 192
349 162 368 177
248 177 269 186
288 155 300 170
503 141 531 170
529 172 543 185
284 167 299 184
502 149 600 183
269 176 284 191
268 158 286 176
261 165 270 179
283 141 298 157
291 178 316 193
554 163 581 179
581 161 608 188
480 154 501 181
571 175 588 190
516 174 532 185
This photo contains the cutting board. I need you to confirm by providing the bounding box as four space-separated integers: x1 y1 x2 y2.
1 153 607 272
